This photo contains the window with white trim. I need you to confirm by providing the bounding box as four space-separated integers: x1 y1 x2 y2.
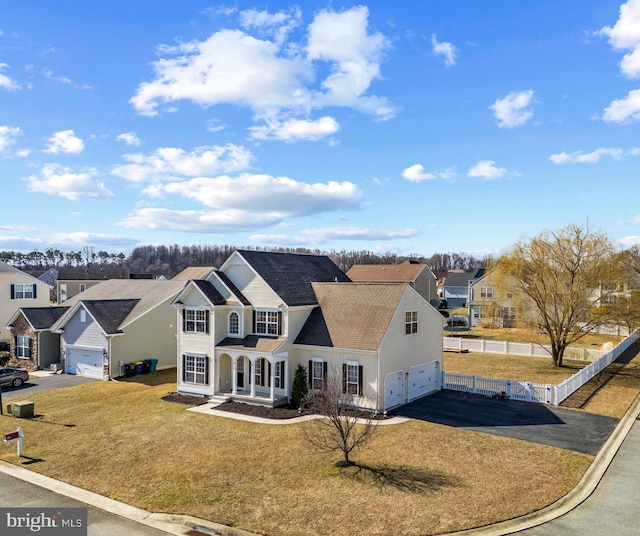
80 310 87 323
12 284 35 299
500 306 517 320
228 311 239 335
344 361 362 396
311 358 326 390
16 335 31 358
79 284 86 292
405 311 418 334
255 310 279 335
480 287 494 299
254 358 262 385
184 309 208 333
274 361 283 389
183 354 208 385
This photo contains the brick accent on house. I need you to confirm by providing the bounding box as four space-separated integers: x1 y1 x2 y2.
8 315 39 372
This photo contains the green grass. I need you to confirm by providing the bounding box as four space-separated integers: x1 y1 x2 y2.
0 370 592 536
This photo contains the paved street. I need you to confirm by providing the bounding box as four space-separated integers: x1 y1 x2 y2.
0 472 172 536
519 419 640 535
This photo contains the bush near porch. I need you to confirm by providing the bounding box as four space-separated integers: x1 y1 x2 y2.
0 369 592 536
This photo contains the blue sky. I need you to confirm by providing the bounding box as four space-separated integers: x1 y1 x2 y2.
1 1 639 258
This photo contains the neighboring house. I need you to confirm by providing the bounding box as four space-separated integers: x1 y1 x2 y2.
468 270 520 328
0 261 52 349
7 279 185 378
172 266 216 281
346 260 438 302
174 250 443 412
56 266 128 304
441 268 485 308
37 268 59 302
592 268 640 305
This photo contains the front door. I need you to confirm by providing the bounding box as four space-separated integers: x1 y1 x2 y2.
236 357 245 391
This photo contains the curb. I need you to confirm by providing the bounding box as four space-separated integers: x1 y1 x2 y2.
443 392 640 535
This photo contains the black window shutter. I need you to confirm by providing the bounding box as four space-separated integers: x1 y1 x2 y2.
10 284 15 299
181 355 186 382
278 311 283 335
267 362 271 387
32 284 37 299
342 363 347 394
205 357 209 385
252 310 256 333
308 360 313 387
358 365 363 396
182 310 186 332
205 311 210 334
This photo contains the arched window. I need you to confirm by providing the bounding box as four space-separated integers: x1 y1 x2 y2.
229 311 239 335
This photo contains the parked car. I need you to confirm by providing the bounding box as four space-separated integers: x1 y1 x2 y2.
0 367 29 388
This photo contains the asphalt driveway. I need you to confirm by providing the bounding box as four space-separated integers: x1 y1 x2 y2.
0 372 98 400
394 390 619 456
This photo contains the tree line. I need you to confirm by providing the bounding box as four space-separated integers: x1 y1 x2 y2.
0 244 488 278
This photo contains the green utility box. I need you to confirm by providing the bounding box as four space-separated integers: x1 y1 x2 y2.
5 403 13 415
12 400 34 418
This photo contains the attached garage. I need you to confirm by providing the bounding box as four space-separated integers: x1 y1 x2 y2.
383 370 404 411
408 360 440 402
65 346 104 378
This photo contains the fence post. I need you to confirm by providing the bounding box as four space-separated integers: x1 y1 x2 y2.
472 375 476 394
506 381 512 399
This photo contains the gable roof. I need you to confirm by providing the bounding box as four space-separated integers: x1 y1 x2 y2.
172 266 215 281
8 307 68 331
0 262 51 289
56 279 185 329
443 269 484 288
212 271 251 305
234 250 350 306
191 279 227 306
346 260 430 283
81 300 140 334
295 282 407 351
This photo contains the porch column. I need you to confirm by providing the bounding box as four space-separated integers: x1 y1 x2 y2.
269 358 275 400
284 359 289 399
249 357 256 398
231 357 237 395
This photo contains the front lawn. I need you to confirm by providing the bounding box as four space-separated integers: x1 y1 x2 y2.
0 370 592 536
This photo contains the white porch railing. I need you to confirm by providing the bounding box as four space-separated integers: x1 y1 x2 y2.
443 337 606 362
442 330 639 405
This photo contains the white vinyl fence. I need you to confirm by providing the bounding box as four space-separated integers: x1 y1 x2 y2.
442 330 639 406
443 337 606 362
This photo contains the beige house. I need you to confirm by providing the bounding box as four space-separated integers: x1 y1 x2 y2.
0 261 52 350
346 260 438 303
174 250 443 412
468 270 519 328
7 279 185 378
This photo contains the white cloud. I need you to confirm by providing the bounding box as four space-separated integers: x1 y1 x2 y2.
431 34 456 66
206 118 225 132
402 163 455 182
250 226 419 246
0 62 20 90
603 89 640 123
130 6 395 134
239 6 301 46
111 143 252 183
23 163 113 200
119 207 284 232
0 125 21 152
151 173 362 216
44 130 84 154
598 0 640 79
116 132 141 146
619 235 640 247
490 89 535 128
249 115 340 141
549 146 639 164
468 160 508 179
42 67 72 84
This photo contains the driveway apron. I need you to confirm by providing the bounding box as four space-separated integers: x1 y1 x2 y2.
395 390 618 455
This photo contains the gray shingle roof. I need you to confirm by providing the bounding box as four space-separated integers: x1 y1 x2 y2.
192 280 227 305
19 307 67 330
82 300 140 334
236 250 350 306
214 271 251 305
217 335 285 353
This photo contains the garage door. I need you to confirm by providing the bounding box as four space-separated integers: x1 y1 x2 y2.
408 360 440 402
383 371 404 411
66 347 103 378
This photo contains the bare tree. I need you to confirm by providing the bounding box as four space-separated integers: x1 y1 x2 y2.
496 223 623 367
302 364 377 467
